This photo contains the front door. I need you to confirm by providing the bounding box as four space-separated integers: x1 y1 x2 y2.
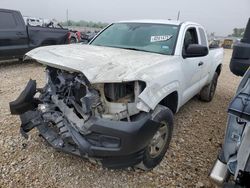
181 27 203 104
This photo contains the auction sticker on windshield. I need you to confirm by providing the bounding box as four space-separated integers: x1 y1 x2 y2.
150 35 172 42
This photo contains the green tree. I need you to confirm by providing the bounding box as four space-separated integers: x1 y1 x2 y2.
61 20 108 28
231 28 245 37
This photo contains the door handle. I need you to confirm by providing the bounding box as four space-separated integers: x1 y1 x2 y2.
198 61 204 66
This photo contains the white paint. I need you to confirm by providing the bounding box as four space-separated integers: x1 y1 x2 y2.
25 20 223 112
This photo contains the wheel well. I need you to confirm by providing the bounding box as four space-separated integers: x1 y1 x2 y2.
215 64 222 76
70 37 77 40
159 91 178 113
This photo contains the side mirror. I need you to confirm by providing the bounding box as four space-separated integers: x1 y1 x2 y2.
230 18 250 77
184 44 208 58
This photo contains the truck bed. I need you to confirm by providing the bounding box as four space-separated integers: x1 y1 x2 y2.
0 8 69 60
27 26 69 48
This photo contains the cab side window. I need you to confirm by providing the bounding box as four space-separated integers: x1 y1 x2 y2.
198 28 208 47
182 28 198 56
0 12 17 29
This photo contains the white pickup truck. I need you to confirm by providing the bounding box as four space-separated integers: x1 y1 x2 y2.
10 20 223 170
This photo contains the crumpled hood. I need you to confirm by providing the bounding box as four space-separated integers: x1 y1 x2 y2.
26 44 175 83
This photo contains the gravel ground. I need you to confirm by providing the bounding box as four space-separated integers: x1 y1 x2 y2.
0 49 241 187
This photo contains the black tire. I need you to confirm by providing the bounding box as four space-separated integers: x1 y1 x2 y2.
69 37 77 44
199 72 218 102
137 105 173 170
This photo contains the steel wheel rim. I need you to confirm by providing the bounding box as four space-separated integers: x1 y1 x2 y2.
148 121 169 158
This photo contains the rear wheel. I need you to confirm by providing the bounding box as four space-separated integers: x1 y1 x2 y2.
137 105 173 170
69 37 77 44
199 72 218 102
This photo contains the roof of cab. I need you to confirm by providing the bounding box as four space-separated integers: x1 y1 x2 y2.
117 19 201 27
117 19 182 25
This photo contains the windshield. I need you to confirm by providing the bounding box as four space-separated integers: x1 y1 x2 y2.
90 23 179 55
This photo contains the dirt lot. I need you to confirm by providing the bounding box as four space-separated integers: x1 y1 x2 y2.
0 49 241 187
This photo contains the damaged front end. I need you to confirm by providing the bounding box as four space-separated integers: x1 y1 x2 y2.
10 67 160 168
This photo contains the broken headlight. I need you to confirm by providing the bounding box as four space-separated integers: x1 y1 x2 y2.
104 81 146 103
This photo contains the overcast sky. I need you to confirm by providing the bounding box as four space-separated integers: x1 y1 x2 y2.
1 0 249 36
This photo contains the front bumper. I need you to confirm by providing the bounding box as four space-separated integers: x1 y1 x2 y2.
9 80 160 168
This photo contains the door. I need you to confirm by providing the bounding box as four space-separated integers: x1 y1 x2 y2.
0 10 28 59
197 27 210 87
181 27 203 104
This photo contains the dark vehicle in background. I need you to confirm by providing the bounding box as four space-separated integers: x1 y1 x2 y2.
209 39 220 48
210 18 250 188
42 20 81 44
68 30 81 43
80 31 98 43
0 9 69 60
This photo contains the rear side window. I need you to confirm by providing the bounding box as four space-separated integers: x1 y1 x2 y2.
198 28 208 46
0 12 17 29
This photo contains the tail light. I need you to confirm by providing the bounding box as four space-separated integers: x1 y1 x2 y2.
76 31 81 41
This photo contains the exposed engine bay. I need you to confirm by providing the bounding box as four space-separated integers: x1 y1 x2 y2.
41 67 146 122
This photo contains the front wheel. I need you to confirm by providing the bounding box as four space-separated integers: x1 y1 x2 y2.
137 105 173 170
